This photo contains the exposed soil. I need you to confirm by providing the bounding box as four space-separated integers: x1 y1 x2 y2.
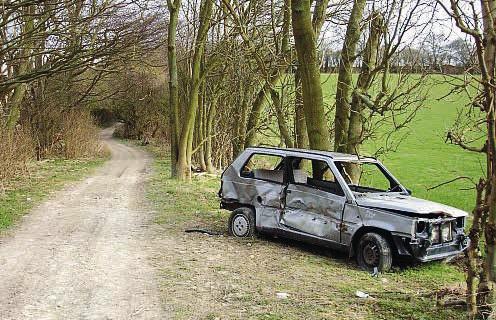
0 128 167 319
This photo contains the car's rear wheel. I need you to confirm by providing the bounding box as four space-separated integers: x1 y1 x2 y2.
357 232 393 272
228 208 255 237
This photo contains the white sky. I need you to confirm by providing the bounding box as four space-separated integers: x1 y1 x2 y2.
319 0 474 52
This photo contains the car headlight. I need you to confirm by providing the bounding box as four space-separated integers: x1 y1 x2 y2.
430 225 440 244
441 222 453 242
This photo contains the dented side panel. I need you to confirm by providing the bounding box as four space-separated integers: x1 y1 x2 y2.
281 184 345 242
340 203 363 245
258 207 282 230
223 177 284 209
359 207 415 237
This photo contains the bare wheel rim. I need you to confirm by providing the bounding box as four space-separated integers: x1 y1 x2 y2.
362 241 380 267
232 215 249 236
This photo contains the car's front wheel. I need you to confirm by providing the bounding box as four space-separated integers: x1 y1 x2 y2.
356 232 393 272
228 208 256 237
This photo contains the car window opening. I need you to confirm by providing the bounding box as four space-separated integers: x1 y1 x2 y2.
240 153 285 183
334 161 400 193
290 158 344 196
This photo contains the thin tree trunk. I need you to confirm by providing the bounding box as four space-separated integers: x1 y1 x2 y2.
467 179 486 319
477 1 496 315
446 0 496 317
176 0 213 180
291 0 331 151
167 0 181 178
235 82 249 155
205 95 218 173
294 67 309 148
198 81 207 171
270 87 294 148
333 0 366 152
346 12 382 182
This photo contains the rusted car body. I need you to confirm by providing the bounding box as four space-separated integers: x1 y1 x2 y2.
219 147 469 271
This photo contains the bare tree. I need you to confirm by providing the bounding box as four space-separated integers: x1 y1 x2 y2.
291 0 332 151
334 0 367 153
167 0 182 178
175 0 214 180
439 0 496 317
1 0 160 129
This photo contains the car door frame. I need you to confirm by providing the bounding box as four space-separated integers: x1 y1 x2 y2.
279 155 353 245
235 150 288 232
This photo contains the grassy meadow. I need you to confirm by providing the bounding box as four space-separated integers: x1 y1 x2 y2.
319 74 483 213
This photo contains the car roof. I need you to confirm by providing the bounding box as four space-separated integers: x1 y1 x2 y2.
245 147 377 162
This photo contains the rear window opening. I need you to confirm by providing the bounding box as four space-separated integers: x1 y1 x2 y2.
240 153 284 183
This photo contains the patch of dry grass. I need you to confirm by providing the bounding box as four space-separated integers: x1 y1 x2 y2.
0 158 105 229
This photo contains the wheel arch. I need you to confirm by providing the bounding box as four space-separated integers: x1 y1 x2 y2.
349 226 397 257
222 200 256 214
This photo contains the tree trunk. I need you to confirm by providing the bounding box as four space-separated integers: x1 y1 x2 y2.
244 75 279 148
291 0 327 150
333 0 366 152
445 0 496 317
270 87 294 148
291 0 331 151
234 79 248 156
167 0 181 178
197 81 207 172
176 0 213 180
205 95 218 173
294 67 309 148
466 179 486 319
5 5 35 129
311 0 330 34
476 2 496 316
346 12 383 182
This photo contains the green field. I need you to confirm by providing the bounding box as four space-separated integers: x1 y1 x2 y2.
320 74 483 213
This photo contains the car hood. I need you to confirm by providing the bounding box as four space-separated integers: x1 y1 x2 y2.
354 193 468 218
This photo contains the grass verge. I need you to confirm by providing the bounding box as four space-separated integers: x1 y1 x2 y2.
0 158 105 229
144 145 467 320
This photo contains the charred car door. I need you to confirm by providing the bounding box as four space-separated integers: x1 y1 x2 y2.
280 157 346 243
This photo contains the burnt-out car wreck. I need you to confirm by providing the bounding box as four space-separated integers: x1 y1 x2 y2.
219 147 469 272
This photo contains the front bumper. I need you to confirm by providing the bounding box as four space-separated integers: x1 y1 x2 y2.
414 237 469 262
394 233 469 261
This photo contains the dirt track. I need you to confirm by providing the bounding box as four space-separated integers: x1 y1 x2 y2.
0 128 167 319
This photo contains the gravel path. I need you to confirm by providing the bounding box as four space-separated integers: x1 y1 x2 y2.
0 128 167 319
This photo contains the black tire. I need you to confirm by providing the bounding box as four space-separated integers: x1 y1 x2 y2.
228 208 256 238
356 232 393 272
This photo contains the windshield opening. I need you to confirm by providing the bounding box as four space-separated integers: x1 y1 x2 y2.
334 161 400 193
